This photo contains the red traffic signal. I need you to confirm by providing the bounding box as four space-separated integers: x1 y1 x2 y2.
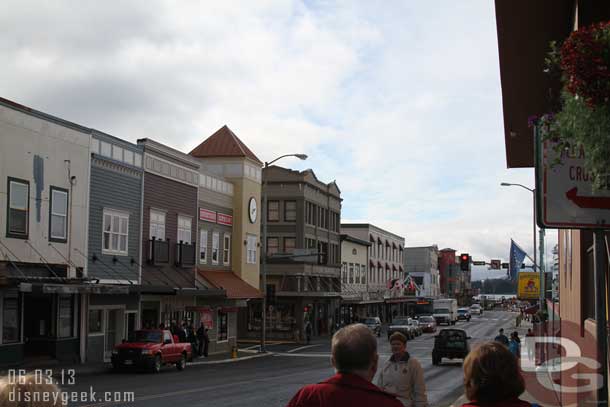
303 306 309 312
460 253 470 271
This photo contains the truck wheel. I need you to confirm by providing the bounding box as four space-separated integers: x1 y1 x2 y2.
152 355 162 373
177 353 186 371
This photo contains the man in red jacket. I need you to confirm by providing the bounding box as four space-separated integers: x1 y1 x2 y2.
285 323 402 407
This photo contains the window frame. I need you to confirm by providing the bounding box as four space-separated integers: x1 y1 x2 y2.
267 237 279 256
267 200 280 222
217 310 228 342
49 186 69 243
284 201 297 222
246 234 257 264
199 229 208 264
2 292 20 344
177 215 192 244
149 209 166 240
6 177 30 239
212 232 220 264
57 294 75 338
223 233 231 265
102 209 129 256
284 237 296 254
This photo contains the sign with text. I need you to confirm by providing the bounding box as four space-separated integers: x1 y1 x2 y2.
517 272 540 300
217 213 233 226
537 132 610 229
199 208 217 223
490 260 501 270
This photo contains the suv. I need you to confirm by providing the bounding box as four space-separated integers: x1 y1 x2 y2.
388 317 414 340
470 304 483 315
362 317 382 337
457 308 471 321
432 328 471 365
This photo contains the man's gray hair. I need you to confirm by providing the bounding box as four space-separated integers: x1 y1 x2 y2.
332 323 377 373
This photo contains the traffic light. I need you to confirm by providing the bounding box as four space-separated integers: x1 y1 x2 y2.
303 306 309 312
460 253 470 271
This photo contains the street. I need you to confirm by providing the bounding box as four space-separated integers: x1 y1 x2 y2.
66 311 518 407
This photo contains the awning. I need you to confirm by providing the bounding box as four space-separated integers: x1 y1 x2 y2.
392 265 397 272
370 260 375 268
392 242 397 249
369 234 375 243
377 261 383 268
198 270 262 299
385 264 390 270
385 240 390 247
399 246 403 252
399 266 403 272
377 237 382 244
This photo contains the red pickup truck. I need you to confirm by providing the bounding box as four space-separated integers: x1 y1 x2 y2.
111 329 192 373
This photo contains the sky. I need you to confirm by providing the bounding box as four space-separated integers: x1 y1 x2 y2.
0 1 557 280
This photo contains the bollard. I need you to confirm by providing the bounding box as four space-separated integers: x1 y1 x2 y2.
231 346 238 359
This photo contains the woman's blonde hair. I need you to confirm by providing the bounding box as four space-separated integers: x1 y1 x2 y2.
0 374 63 406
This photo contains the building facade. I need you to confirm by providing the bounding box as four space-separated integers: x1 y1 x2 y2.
85 131 143 362
252 166 342 340
0 97 91 365
339 234 370 323
341 224 406 321
404 245 440 298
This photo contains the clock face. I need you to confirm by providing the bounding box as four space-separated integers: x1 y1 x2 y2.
248 197 257 223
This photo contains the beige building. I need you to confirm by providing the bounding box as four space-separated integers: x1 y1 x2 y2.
339 234 371 322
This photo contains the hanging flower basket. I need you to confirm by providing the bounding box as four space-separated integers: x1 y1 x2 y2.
540 21 610 190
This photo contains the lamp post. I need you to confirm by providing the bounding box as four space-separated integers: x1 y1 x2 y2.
500 182 544 307
260 153 307 353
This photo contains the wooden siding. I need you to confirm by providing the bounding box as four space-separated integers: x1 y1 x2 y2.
88 163 142 281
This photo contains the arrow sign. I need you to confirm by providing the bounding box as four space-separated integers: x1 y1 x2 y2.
566 187 610 210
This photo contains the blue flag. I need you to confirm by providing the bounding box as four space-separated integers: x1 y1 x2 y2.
509 239 527 280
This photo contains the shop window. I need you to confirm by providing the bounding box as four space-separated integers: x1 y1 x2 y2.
2 292 19 343
218 310 228 341
49 187 68 242
58 295 74 338
89 309 103 334
268 201 280 222
7 178 29 238
103 209 129 255
284 201 297 222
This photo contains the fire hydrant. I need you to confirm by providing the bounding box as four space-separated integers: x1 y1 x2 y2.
231 346 238 359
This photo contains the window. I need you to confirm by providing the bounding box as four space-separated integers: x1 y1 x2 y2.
103 210 129 255
2 292 19 343
285 201 297 222
371 266 375 283
88 309 103 334
218 310 228 341
149 210 165 240
90 139 100 154
247 234 257 264
177 216 192 244
134 153 142 168
123 149 134 165
349 264 354 284
355 264 360 284
212 232 219 264
342 262 347 283
267 237 279 256
223 234 231 265
361 265 367 285
48 187 69 242
199 229 208 264
284 237 296 254
58 295 74 338
100 141 111 157
268 200 279 222
112 145 123 161
7 178 29 238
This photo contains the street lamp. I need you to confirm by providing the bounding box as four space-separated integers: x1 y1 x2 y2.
500 182 544 307
260 153 308 353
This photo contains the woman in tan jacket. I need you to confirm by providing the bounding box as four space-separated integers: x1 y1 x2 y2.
377 332 429 407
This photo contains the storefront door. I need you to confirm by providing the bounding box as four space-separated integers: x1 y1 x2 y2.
104 309 122 361
23 294 54 358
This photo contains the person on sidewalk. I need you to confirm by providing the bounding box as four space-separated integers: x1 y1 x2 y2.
494 329 509 347
461 342 531 407
525 329 535 363
377 332 428 407
305 320 313 345
508 332 520 358
285 324 402 407
196 324 209 357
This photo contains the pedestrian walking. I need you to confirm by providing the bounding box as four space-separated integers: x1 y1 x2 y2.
377 332 428 407
285 324 402 407
461 342 531 406
525 329 535 363
305 320 313 344
494 328 509 347
508 332 520 358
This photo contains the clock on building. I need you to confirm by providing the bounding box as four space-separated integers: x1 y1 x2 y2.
248 197 257 223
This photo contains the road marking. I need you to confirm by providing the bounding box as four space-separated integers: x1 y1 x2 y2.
286 344 321 353
242 344 261 351
189 353 271 366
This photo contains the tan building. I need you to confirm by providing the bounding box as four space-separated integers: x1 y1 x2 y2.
339 234 371 323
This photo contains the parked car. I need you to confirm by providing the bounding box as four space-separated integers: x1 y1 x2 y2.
112 329 193 373
417 315 437 333
362 317 382 337
469 304 483 315
457 308 471 321
432 328 471 366
388 317 415 340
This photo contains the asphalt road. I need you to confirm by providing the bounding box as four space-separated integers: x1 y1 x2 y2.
65 311 517 407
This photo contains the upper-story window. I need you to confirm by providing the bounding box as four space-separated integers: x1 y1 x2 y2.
177 216 192 244
246 234 257 264
199 229 208 264
212 232 220 264
284 237 296 254
268 201 280 222
150 209 165 240
349 263 354 284
267 237 279 256
49 187 68 242
103 209 129 255
7 178 29 239
223 234 231 265
284 201 296 222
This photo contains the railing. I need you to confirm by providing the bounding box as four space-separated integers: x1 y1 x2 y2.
176 241 196 267
149 238 170 264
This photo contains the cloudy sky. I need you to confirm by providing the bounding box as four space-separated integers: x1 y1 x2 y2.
1 1 557 280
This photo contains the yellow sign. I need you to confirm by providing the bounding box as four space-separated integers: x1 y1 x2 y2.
518 272 540 299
